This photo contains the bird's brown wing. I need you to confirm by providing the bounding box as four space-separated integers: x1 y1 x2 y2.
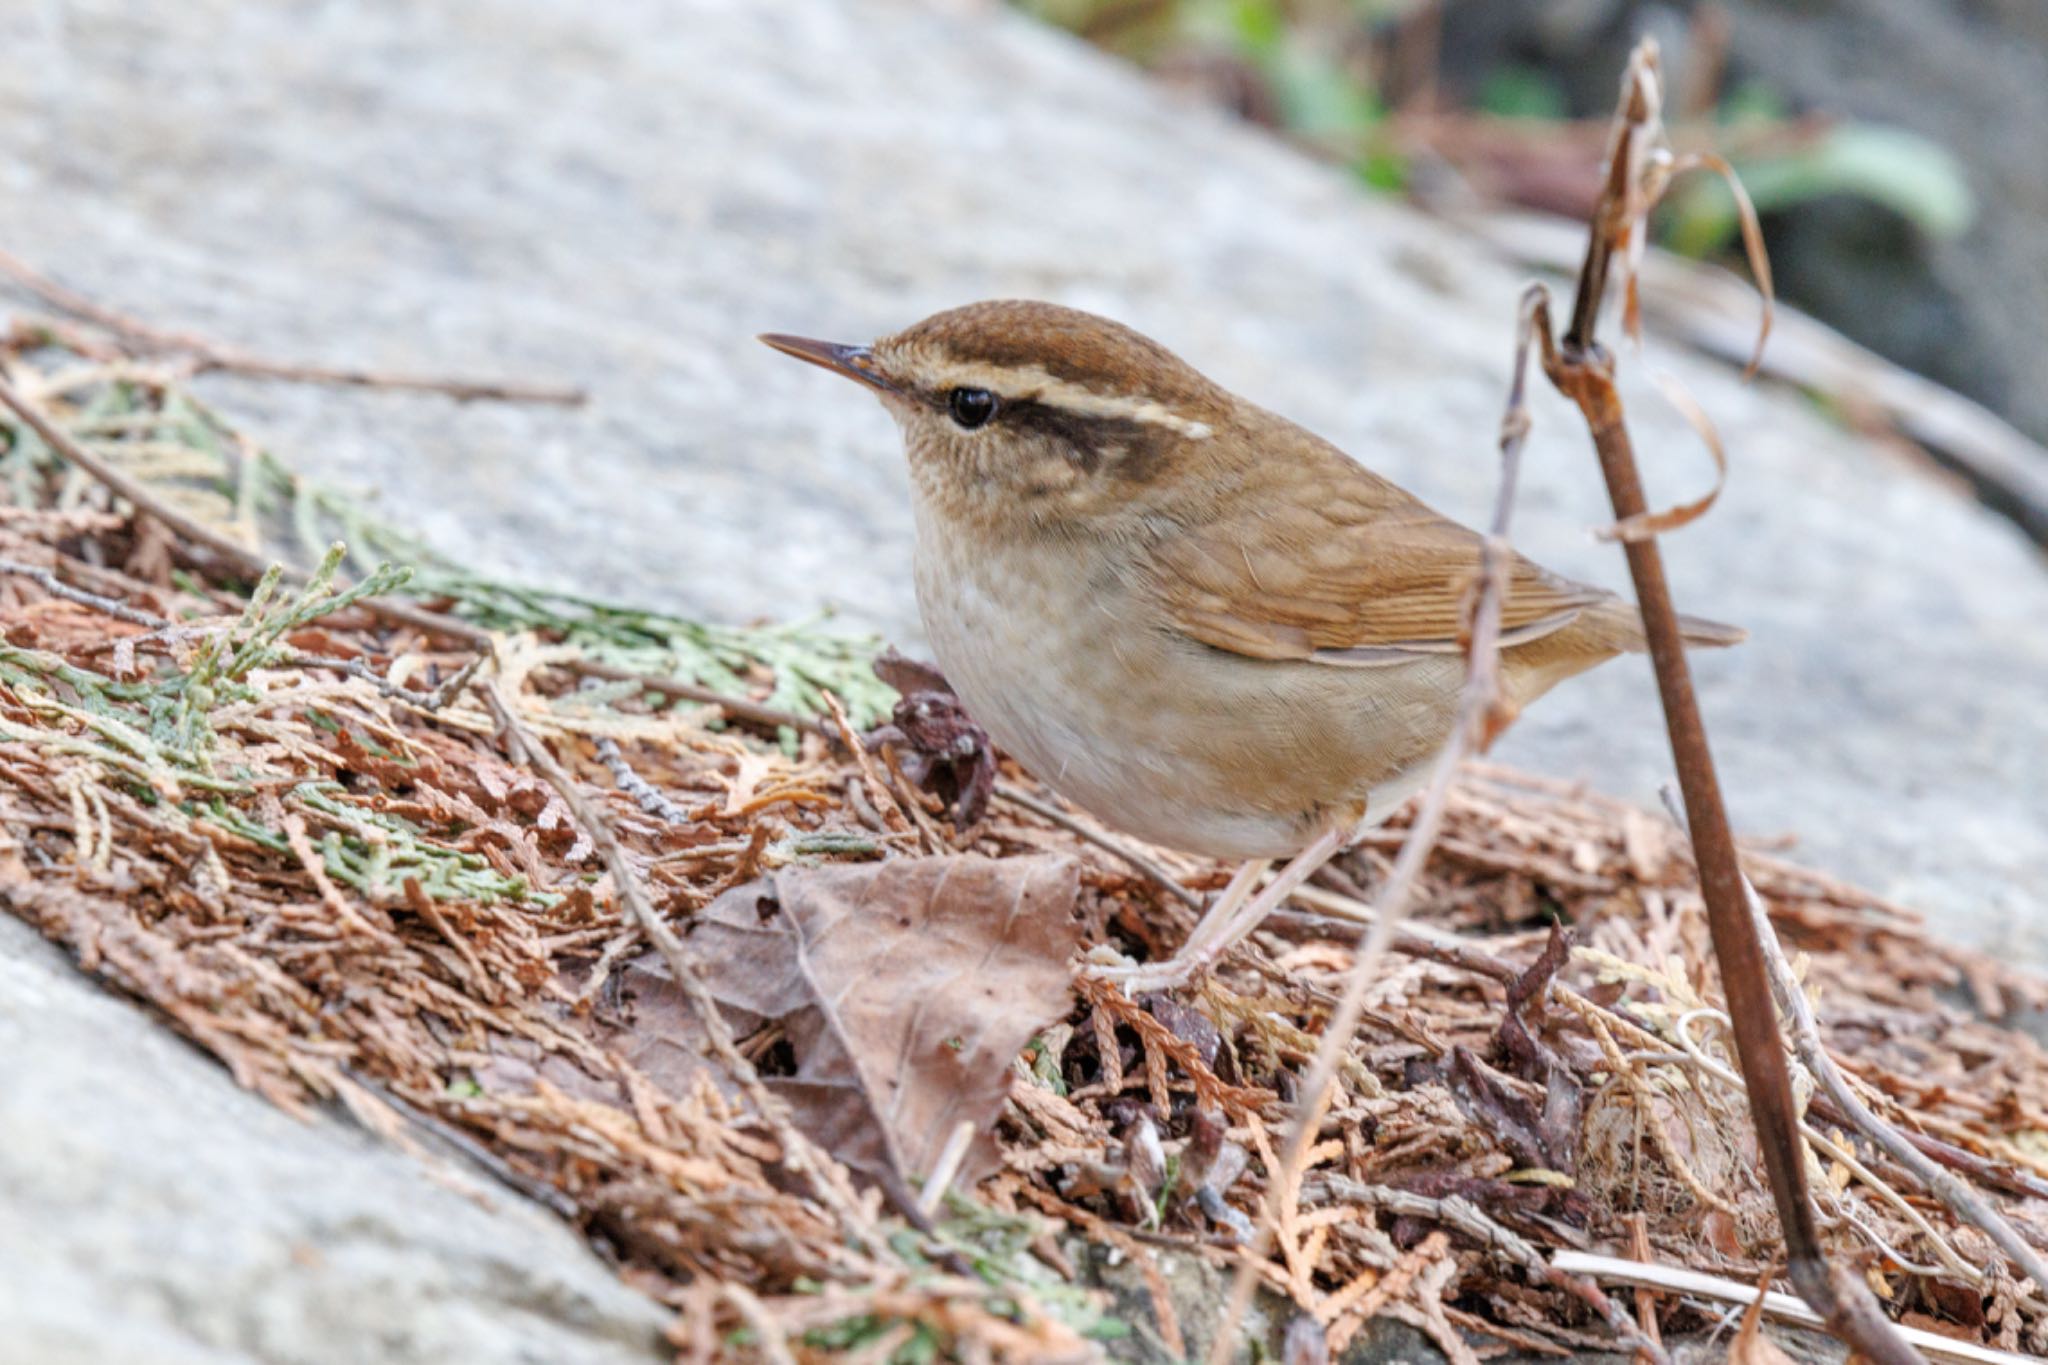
1146 473 1620 667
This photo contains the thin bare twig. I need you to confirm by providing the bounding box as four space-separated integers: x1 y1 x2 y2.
583 670 1210 910
1205 282 1615 1365
993 780 1205 913
0 245 585 405
0 372 275 581
0 370 505 654
0 551 480 709
594 737 695 824
564 659 824 735
278 649 484 712
0 555 172 628
1550 1253 2033 1365
1305 1178 1670 1364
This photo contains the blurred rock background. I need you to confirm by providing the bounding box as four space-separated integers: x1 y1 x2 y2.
1446 0 2048 466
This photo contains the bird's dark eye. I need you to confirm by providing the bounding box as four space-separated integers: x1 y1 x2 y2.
947 387 999 429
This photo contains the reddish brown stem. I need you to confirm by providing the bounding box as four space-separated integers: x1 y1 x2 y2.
1545 42 1922 1365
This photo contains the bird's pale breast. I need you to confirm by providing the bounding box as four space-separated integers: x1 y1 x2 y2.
910 513 1463 859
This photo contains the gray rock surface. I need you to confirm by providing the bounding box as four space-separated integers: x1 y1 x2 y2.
0 0 2044 1358
0 917 671 1365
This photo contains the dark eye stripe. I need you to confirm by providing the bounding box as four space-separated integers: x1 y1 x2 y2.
1001 401 1162 479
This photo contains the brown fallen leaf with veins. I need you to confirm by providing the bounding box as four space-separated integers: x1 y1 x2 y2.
480 854 1080 1218
654 854 1080 1208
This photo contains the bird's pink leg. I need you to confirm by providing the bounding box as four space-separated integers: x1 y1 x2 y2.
1172 856 1269 962
1095 825 1348 992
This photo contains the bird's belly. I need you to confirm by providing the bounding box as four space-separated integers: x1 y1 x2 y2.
912 535 1460 860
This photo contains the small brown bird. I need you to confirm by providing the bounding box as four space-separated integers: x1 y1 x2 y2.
763 301 1739 988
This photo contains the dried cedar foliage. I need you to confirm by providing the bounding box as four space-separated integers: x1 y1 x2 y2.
2 324 2047 1362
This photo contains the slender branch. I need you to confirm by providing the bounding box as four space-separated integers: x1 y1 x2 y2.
581 664 1212 911
1305 1178 1670 1365
0 372 275 581
1827 1121 2048 1208
268 648 472 708
1546 41 1919 1365
1551 1253 2033 1365
0 550 482 708
594 736 695 824
994 780 1205 913
0 555 173 628
0 371 497 655
562 659 826 735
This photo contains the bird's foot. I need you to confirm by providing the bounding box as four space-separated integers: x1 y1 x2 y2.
1080 944 1217 995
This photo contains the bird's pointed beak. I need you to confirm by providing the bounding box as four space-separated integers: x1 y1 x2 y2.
757 333 896 394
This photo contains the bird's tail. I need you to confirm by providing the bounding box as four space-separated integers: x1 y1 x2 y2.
1675 612 1747 648
1583 599 1746 652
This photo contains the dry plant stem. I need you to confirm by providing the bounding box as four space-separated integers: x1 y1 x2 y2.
594 736 694 824
1738 879 2048 1293
346 594 494 648
1204 287 1611 1365
0 372 275 583
1305 1179 1669 1364
281 649 484 711
564 659 825 735
179 352 585 406
994 780 1206 913
1550 1253 2035 1365
1848 1123 2048 1207
0 555 171 628
1554 41 1917 1365
572 675 1212 910
0 552 482 710
0 245 584 405
473 678 881 1254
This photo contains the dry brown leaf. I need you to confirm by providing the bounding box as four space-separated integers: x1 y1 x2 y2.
677 854 1080 1202
1729 1264 1796 1365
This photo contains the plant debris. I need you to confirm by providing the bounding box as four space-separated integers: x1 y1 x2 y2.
4 295 2048 1363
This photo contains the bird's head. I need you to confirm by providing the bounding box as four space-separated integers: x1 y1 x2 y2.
761 300 1238 536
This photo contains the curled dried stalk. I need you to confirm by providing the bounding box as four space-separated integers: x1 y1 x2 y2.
1581 42 1770 547
1596 369 1727 544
